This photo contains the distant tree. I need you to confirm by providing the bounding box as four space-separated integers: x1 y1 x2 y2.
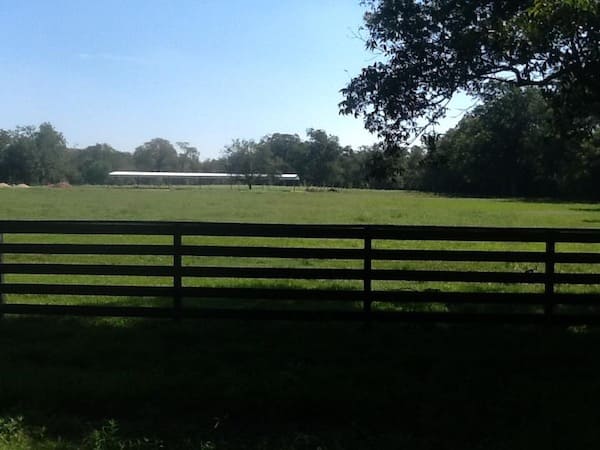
0 123 69 185
257 133 303 174
223 139 260 189
0 129 12 182
199 157 227 173
562 128 600 198
303 129 344 186
266 134 304 164
337 146 370 188
403 146 426 190
71 143 133 184
34 122 69 183
0 131 38 184
364 143 406 189
176 142 201 172
225 130 374 188
0 129 10 151
419 87 567 196
133 138 179 172
341 0 600 144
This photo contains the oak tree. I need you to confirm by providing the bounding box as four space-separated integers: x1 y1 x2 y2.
341 0 600 143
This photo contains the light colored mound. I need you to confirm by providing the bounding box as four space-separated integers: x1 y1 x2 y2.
0 182 10 188
15 183 30 188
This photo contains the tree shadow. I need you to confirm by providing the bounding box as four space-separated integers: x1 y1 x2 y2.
497 197 600 205
572 207 600 213
422 191 600 205
2 315 600 448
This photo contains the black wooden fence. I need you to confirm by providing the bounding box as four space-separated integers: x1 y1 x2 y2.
1 220 600 324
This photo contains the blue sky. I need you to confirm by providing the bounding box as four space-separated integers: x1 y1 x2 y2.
1 1 468 158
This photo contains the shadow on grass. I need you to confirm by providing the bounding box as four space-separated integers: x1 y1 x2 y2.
420 190 600 205
573 207 600 213
2 315 600 449
498 197 600 205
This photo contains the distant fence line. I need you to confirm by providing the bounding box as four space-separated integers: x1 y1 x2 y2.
1 221 600 324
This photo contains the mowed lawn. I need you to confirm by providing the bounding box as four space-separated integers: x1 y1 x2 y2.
2 187 600 449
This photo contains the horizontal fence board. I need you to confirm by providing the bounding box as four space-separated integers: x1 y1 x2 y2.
181 245 364 259
2 285 595 306
181 266 363 280
368 226 600 243
0 263 173 277
178 222 367 239
2 303 599 324
0 283 173 297
154 309 551 323
555 273 600 284
0 221 178 235
371 291 600 306
550 233 600 244
551 293 600 305
0 221 363 239
555 252 600 264
176 309 600 325
0 243 174 256
3 221 600 242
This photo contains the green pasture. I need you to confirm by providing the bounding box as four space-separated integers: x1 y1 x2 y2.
1 186 600 305
2 186 600 449
1 185 599 226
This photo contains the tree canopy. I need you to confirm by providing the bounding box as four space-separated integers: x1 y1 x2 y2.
0 123 69 184
133 138 179 172
1 111 599 199
340 0 600 143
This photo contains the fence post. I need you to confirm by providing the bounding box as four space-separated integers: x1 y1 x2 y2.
363 227 372 321
544 239 555 322
173 229 182 321
0 232 4 319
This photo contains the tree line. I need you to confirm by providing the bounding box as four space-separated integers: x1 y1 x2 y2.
0 125 376 188
1 86 599 198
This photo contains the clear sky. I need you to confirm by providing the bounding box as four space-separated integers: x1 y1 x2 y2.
0 1 468 158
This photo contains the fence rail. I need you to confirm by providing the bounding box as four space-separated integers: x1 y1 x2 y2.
1 220 600 323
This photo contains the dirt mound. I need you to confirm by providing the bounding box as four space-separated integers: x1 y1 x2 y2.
0 182 10 188
15 183 30 188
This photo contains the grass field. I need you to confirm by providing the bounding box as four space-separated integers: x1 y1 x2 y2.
2 186 600 449
2 186 600 303
1 185 599 226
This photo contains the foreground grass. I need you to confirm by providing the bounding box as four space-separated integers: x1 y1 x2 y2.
1 187 600 448
2 317 600 449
